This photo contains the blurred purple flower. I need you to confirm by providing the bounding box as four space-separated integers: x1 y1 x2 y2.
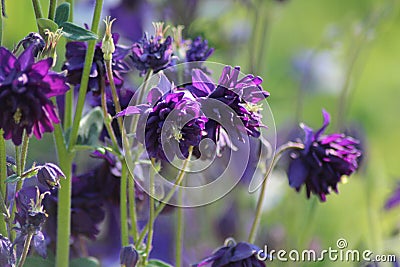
0 46 69 145
385 183 400 210
0 235 15 267
130 34 173 76
287 110 362 201
62 33 130 95
186 36 214 62
192 241 266 267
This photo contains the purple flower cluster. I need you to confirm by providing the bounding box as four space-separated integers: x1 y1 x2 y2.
0 46 69 145
117 65 269 161
186 36 214 62
287 110 361 201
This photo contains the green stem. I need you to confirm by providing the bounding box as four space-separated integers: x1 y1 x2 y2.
137 147 193 245
175 184 184 267
105 60 123 132
128 172 139 243
68 0 103 151
144 158 156 264
120 162 129 246
31 0 43 19
0 1 3 46
247 142 304 243
48 0 57 20
17 232 33 267
297 197 318 249
20 132 29 173
63 86 74 130
0 131 8 237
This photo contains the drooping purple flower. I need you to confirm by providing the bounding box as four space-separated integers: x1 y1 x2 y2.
186 36 214 62
0 235 15 267
117 75 207 161
130 34 173 76
192 241 266 267
14 186 50 259
37 163 66 190
0 46 69 145
62 33 130 95
385 183 400 210
287 110 362 201
188 66 269 145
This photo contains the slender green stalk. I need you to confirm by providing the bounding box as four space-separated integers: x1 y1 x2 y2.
0 1 3 46
48 0 57 20
297 197 318 248
66 0 74 21
20 132 29 173
120 162 129 246
248 142 304 243
137 147 193 245
105 60 123 131
63 86 74 130
128 173 139 242
175 184 184 267
0 131 8 236
31 0 43 19
68 0 103 150
17 232 33 267
144 158 156 264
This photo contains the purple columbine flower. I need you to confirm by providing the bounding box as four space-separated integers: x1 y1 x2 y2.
62 33 130 95
14 186 50 259
385 183 400 210
287 110 362 201
130 34 173 76
0 45 69 145
14 32 45 57
192 241 266 267
186 36 214 62
189 66 269 144
117 75 207 161
37 163 66 190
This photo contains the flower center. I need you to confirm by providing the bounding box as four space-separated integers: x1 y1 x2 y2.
171 125 184 141
13 108 22 124
244 102 263 113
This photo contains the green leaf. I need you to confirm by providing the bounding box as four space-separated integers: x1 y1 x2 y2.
5 174 21 184
54 2 70 26
69 257 100 267
146 259 174 267
61 22 98 41
24 256 55 267
76 107 104 146
37 18 59 32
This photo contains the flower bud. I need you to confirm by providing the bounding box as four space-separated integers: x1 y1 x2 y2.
102 16 116 61
120 245 139 267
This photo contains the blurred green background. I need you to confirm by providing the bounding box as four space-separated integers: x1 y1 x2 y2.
5 0 400 266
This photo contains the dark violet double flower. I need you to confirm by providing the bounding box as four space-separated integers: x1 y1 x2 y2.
287 110 362 201
0 46 69 145
62 33 130 95
189 66 269 143
0 235 15 267
186 36 214 62
192 241 266 267
117 75 207 161
131 34 173 76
